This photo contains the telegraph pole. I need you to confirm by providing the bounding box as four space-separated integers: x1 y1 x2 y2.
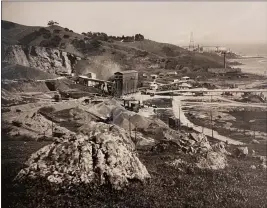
243 111 245 135
51 120 53 136
129 116 131 139
135 124 137 144
179 105 181 129
210 110 213 138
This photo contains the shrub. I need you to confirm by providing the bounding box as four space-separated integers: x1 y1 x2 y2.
18 30 42 44
64 28 70 32
134 34 144 41
43 32 51 39
63 34 70 39
38 28 52 39
12 120 22 127
53 29 61 34
40 35 62 48
70 30 73 33
84 37 89 41
60 43 66 49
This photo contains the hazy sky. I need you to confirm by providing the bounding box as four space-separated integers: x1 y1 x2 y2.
2 1 267 45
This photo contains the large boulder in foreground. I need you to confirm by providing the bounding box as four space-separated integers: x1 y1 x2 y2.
15 122 150 190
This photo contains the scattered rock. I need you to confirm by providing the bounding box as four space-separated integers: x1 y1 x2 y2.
196 152 227 170
212 142 231 155
251 139 260 144
250 165 256 170
166 159 187 171
152 131 212 154
235 146 249 157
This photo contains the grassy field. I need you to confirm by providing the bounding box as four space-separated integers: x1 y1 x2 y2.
2 138 267 208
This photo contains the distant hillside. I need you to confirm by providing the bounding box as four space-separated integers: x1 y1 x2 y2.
2 20 225 78
115 40 186 57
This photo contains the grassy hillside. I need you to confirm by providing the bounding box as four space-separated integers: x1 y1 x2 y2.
2 20 41 45
1 63 58 80
115 39 186 57
2 20 225 75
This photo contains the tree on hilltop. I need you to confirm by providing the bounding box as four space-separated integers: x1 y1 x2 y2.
135 34 144 41
47 20 59 26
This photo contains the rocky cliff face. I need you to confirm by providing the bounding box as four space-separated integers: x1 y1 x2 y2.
2 44 82 74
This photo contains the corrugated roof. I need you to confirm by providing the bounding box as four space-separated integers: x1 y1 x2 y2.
114 70 138 74
78 75 112 83
180 83 192 87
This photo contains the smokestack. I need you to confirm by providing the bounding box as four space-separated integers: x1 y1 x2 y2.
223 52 226 69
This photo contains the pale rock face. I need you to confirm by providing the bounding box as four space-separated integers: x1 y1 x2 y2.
212 142 231 155
14 122 150 190
236 146 249 157
196 152 227 170
3 45 81 74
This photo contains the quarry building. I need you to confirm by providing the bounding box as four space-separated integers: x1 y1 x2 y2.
114 70 138 96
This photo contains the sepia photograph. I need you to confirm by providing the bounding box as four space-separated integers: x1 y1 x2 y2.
1 1 267 207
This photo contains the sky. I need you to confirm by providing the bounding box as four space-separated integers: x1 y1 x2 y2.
2 1 267 46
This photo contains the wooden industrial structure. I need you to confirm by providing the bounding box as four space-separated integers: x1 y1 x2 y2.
114 70 138 97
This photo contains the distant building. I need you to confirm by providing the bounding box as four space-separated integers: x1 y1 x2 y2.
142 73 148 78
150 74 158 79
149 83 158 90
167 71 177 76
114 70 138 96
208 68 241 74
159 73 165 78
179 83 192 89
181 76 190 81
77 75 111 89
85 72 96 79
172 79 179 83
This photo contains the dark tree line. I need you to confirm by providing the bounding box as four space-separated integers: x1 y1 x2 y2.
81 31 144 42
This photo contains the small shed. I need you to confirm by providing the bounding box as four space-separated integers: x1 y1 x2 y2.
179 83 192 89
181 76 190 81
150 74 158 79
149 83 158 90
167 71 177 76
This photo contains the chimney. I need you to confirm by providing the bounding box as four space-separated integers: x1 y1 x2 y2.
223 52 226 68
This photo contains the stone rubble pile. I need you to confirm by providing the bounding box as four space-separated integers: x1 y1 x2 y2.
153 131 229 170
152 131 212 154
15 122 150 190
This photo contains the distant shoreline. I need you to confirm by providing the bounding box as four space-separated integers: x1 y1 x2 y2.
237 55 265 59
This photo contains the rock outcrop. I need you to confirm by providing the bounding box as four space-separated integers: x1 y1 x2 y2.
154 132 229 170
2 45 81 74
152 132 212 154
15 122 150 190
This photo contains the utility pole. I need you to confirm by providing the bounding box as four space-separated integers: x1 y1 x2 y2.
210 110 213 138
51 120 53 136
135 124 137 144
179 105 181 130
129 116 131 139
243 111 245 135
